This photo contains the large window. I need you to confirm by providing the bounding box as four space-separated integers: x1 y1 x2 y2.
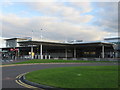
84 52 96 55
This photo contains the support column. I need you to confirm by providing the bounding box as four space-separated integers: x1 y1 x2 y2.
49 55 51 59
102 45 105 58
74 47 76 58
113 52 115 58
115 51 118 58
45 49 47 59
31 46 34 59
18 48 20 57
65 49 67 58
40 44 43 59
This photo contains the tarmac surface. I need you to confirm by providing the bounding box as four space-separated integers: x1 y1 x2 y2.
2 62 118 89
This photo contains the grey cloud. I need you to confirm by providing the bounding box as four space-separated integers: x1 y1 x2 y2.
2 14 109 41
24 2 93 24
1 2 117 42
92 2 118 33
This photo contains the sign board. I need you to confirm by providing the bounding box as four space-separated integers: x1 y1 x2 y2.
10 48 19 51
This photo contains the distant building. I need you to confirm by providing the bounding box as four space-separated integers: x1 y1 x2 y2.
66 40 83 44
5 37 32 48
104 37 120 58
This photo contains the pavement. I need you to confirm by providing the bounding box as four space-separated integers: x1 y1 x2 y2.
1 59 30 65
2 62 118 89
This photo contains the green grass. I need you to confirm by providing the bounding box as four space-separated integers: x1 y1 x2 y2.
14 59 116 64
25 65 119 88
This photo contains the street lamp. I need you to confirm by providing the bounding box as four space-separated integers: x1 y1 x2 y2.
40 28 43 59
31 30 34 59
32 30 33 41
40 29 43 40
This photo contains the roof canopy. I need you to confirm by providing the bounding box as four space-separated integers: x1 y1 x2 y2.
18 40 113 47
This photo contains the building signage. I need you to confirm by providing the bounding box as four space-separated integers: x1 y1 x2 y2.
10 48 19 51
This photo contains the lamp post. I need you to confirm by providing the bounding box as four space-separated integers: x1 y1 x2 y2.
31 30 34 59
40 29 42 40
32 30 33 41
40 29 43 59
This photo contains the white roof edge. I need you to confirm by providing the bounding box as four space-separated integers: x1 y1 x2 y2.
17 40 114 45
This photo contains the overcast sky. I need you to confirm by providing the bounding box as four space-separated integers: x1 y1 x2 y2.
0 0 118 47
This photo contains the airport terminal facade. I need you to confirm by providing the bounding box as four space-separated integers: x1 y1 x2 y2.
1 37 120 60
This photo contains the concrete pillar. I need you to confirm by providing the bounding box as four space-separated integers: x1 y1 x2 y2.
40 44 43 59
65 49 67 58
115 51 118 58
31 46 34 59
113 52 115 58
18 49 20 57
102 45 105 58
74 47 76 58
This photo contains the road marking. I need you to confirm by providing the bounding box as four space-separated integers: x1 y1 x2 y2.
16 73 24 79
18 80 36 88
1 62 118 67
16 72 28 79
15 80 33 88
15 72 38 89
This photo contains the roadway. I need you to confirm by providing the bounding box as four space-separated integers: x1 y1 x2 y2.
2 62 118 89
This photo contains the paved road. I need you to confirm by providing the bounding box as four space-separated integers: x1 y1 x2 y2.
2 63 118 89
1 59 30 65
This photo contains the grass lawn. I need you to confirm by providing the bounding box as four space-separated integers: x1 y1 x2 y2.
14 59 115 64
25 65 118 88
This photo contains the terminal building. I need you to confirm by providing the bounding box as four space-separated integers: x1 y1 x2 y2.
1 37 120 60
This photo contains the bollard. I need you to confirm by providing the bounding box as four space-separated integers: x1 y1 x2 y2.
48 55 50 59
45 55 47 59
